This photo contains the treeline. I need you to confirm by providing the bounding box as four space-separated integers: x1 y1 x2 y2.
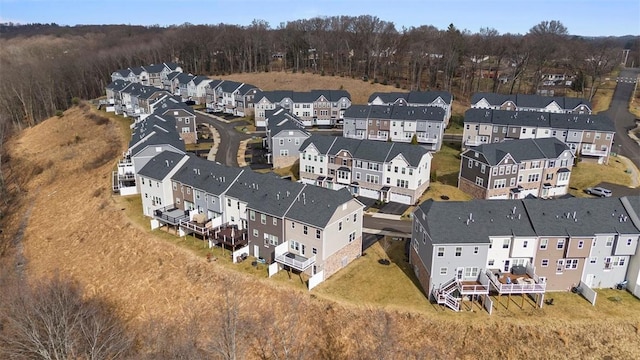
0 17 637 130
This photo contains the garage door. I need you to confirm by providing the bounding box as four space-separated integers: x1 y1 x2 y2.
389 192 412 205
358 187 380 200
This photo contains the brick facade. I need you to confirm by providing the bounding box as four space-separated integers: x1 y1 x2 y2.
321 236 362 279
458 177 487 200
410 247 431 297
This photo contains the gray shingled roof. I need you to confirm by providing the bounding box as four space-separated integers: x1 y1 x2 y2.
523 197 640 236
227 171 304 218
253 90 350 104
471 93 592 110
368 91 452 105
176 73 194 85
300 135 428 167
143 64 165 74
467 138 570 166
219 80 243 93
138 151 186 180
191 76 211 86
171 155 243 196
464 108 615 132
106 80 131 91
286 186 356 228
265 108 309 135
166 71 182 81
344 104 446 121
416 199 536 244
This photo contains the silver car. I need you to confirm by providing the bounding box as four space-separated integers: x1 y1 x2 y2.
585 187 612 197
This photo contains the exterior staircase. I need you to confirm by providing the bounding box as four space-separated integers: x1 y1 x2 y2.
433 277 461 312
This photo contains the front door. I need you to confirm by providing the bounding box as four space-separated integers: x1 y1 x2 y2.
254 245 260 259
456 267 464 280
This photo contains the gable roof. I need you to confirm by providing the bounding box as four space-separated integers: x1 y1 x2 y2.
464 108 615 132
286 186 356 228
416 199 536 244
466 138 571 166
344 104 446 121
523 197 640 236
301 135 429 166
471 92 592 110
138 151 187 180
171 155 243 196
368 91 452 105
106 79 131 91
219 80 244 93
253 90 351 104
176 73 195 85
266 108 309 135
191 75 212 86
129 114 185 154
227 171 304 218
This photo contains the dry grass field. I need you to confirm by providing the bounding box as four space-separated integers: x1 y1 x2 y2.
2 99 640 357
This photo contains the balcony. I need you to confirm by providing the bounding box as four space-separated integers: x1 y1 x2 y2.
458 281 489 295
486 269 546 294
368 134 388 141
210 225 247 249
275 253 316 271
345 133 366 140
417 135 439 144
153 206 189 226
581 148 608 157
464 138 485 147
179 219 211 237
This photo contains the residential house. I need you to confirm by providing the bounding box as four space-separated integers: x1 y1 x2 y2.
625 197 640 298
264 107 310 168
149 156 364 288
471 93 591 114
524 197 639 291
410 200 543 312
163 71 183 93
137 151 190 217
204 80 224 112
367 90 453 125
462 108 615 164
111 62 182 87
410 196 640 312
187 76 213 105
105 80 132 110
458 138 574 199
113 114 186 195
208 80 260 116
174 73 195 99
299 135 432 205
152 97 198 144
253 90 351 127
342 104 447 151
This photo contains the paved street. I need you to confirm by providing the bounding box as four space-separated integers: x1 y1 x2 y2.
195 111 253 167
603 68 640 170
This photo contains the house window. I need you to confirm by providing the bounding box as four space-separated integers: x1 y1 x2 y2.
316 229 321 239
348 231 356 243
468 160 472 169
338 221 343 231
578 240 584 249
565 259 579 270
474 246 479 254
627 239 633 246
541 259 549 267
353 214 357 222
481 164 486 174
502 239 509 249
475 177 484 186
589 257 597 264
290 240 299 251
437 247 444 257
253 229 259 237
540 239 548 250
303 226 308 235
249 210 255 221
260 214 266 224
291 222 295 229
488 259 495 266
523 240 528 248
556 259 565 274
440 267 447 275
273 218 277 226
605 237 613 246
604 257 612 270
557 239 565 249
455 247 462 256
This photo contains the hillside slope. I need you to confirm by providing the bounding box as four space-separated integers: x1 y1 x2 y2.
2 104 639 358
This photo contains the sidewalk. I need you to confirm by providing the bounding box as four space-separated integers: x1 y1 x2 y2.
195 110 232 123
205 124 220 161
367 212 403 221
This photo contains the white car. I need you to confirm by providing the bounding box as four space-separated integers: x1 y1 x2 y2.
585 187 612 197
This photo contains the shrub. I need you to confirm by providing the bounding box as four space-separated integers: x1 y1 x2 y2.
55 110 64 117
71 97 81 106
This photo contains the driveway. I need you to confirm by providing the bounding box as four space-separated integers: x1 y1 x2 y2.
603 68 640 170
592 182 640 197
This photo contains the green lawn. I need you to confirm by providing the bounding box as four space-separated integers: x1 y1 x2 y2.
568 157 634 197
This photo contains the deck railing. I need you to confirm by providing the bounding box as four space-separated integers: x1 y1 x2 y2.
275 254 316 271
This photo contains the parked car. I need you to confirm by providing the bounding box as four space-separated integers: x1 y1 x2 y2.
585 187 612 197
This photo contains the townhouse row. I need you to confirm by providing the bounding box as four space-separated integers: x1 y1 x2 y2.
137 151 365 289
458 137 575 200
410 196 640 312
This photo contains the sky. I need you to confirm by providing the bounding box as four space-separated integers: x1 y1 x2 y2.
0 0 638 37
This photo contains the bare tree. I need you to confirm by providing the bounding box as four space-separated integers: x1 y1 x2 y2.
0 275 132 360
